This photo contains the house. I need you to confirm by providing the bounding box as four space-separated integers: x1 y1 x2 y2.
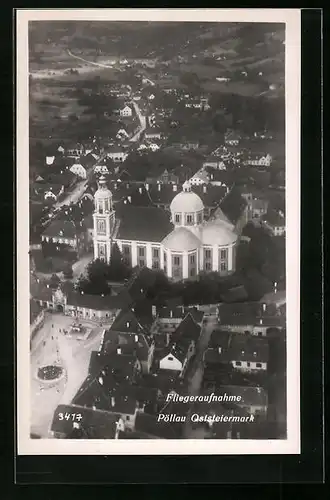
243 153 272 167
69 163 87 179
262 209 285 236
159 338 195 377
153 306 204 334
30 299 45 338
217 302 285 336
225 130 241 146
94 164 110 175
119 105 133 117
149 142 160 152
204 332 269 373
67 143 85 158
41 220 80 248
188 168 210 186
100 329 155 374
251 198 269 220
217 385 268 417
51 404 121 439
144 127 162 140
170 313 202 347
203 156 227 170
107 148 128 163
33 183 64 202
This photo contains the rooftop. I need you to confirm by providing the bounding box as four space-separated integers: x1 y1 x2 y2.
115 204 173 242
42 219 78 239
51 404 118 438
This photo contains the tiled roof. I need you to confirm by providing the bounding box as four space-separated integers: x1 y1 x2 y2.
109 308 149 335
101 330 152 362
171 314 201 344
262 209 285 227
135 413 183 439
42 220 78 239
229 334 269 363
220 188 247 225
51 404 118 438
157 306 204 324
66 290 132 312
217 385 268 408
209 330 231 350
218 302 282 326
115 204 173 242
30 282 53 302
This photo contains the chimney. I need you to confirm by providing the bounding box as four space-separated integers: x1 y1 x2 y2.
158 183 161 191
170 310 173 318
134 335 138 343
145 183 149 191
127 196 132 203
203 185 207 193
111 397 115 407
98 376 103 385
126 321 130 328
218 347 222 354
152 305 157 318
262 303 266 312
260 318 263 325
117 347 122 355
173 184 177 192
139 187 142 194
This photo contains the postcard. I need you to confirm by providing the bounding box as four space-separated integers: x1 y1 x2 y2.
17 8 301 455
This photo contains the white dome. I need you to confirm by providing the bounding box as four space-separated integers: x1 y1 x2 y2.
202 220 237 246
162 227 201 252
170 190 204 214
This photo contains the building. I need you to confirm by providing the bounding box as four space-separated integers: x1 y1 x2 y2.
243 153 272 167
158 339 195 377
119 105 133 117
204 332 269 373
262 209 285 236
216 385 268 417
69 163 87 179
107 148 128 163
153 306 204 334
188 168 210 186
31 283 133 323
30 299 45 338
51 404 121 439
202 156 227 170
225 130 241 146
41 220 81 249
217 302 285 336
92 177 238 280
144 127 162 140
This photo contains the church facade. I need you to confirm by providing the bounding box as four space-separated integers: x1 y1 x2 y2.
93 176 238 281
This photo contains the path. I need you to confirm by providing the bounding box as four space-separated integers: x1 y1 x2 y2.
129 101 147 142
67 49 117 69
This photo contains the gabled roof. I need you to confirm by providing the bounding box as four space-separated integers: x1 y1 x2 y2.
42 220 78 239
220 187 247 225
109 308 149 334
229 334 269 363
157 306 204 324
66 289 133 312
30 282 53 302
51 404 118 438
101 330 152 362
171 314 201 344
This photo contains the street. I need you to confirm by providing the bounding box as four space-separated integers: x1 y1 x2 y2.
30 312 106 437
183 314 218 438
130 101 147 142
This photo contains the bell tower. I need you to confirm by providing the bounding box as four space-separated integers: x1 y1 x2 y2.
93 176 115 263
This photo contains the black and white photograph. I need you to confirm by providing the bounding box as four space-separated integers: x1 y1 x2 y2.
17 9 301 455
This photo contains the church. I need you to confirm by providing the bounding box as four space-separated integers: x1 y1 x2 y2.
93 176 238 281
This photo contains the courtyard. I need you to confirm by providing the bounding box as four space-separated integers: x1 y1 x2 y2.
30 312 107 438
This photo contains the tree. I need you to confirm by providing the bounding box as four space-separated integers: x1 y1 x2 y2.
107 243 131 281
77 259 112 296
49 273 61 289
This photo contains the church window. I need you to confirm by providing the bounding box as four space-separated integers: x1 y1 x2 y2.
163 252 167 262
97 220 106 234
175 213 181 224
123 245 131 255
205 262 212 271
152 261 159 269
197 212 203 224
220 248 228 260
138 247 145 257
220 262 227 271
173 256 180 266
153 248 159 258
189 254 195 264
204 248 212 260
190 268 196 277
186 214 193 225
138 259 145 268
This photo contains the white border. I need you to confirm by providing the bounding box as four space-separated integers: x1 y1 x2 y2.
17 8 301 455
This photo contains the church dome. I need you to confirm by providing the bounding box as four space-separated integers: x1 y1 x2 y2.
162 227 201 252
94 175 112 200
170 181 204 214
202 220 237 246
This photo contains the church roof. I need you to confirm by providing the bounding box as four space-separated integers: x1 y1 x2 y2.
162 227 201 252
115 205 172 243
201 220 237 246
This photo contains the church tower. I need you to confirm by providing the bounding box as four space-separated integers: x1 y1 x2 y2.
93 176 115 263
